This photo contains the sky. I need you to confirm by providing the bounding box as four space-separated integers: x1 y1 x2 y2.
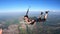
0 0 60 12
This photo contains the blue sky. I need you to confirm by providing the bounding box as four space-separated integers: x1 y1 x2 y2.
0 0 60 12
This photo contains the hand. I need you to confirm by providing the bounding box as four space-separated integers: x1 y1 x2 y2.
32 20 34 22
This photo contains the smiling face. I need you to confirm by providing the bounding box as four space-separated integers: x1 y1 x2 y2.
24 17 29 21
24 15 28 21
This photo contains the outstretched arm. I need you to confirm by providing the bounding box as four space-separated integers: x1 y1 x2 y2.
25 19 31 24
25 19 35 25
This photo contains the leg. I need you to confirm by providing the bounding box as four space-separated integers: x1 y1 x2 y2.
41 11 48 22
38 12 43 22
44 11 48 19
38 12 43 18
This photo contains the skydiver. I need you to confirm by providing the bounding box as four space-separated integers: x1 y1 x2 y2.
24 11 48 25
